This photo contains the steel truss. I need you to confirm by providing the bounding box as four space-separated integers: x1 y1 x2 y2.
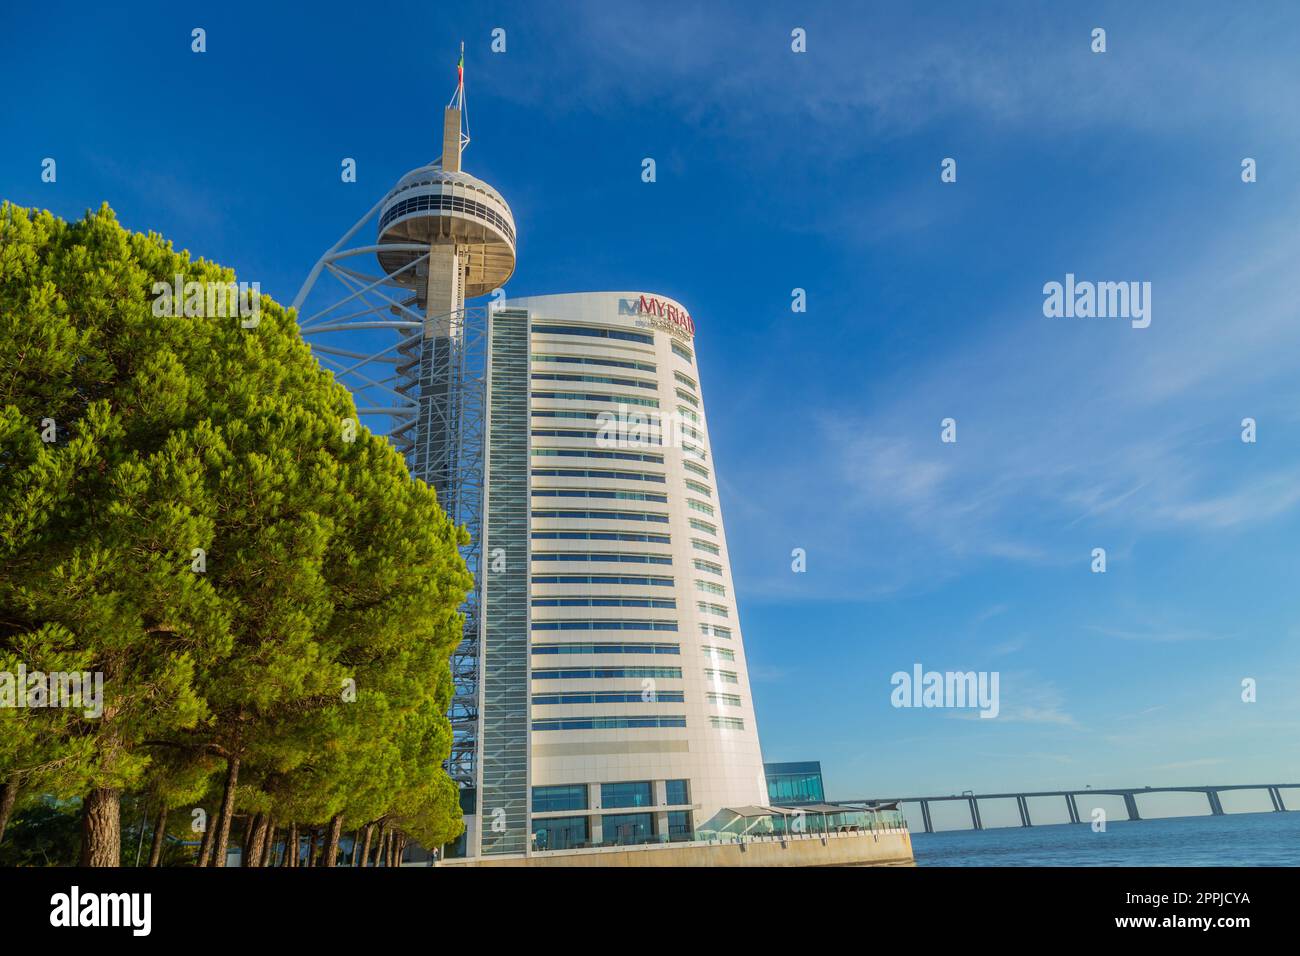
292 202 487 788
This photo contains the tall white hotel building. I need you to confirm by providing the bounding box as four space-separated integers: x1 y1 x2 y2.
295 81 768 860
470 291 768 857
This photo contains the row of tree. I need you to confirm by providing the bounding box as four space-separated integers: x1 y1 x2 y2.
0 204 471 865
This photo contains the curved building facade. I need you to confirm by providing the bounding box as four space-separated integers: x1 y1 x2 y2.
470 291 768 855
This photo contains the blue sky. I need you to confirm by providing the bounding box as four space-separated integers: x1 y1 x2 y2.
4 0 1299 814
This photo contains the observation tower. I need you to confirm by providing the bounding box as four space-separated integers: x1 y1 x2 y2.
291 46 512 793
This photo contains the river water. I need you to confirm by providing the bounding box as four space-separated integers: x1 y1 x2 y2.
910 811 1300 865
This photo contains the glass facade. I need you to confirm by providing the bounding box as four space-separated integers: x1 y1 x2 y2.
480 309 532 856
533 816 589 851
601 781 653 808
603 812 655 845
532 784 587 813
665 779 690 806
764 761 826 804
667 811 693 840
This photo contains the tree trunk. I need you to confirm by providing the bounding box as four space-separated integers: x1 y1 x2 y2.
245 813 268 868
286 823 298 868
306 827 318 867
0 779 18 845
212 755 240 868
79 787 122 867
197 808 215 867
147 806 168 867
261 818 277 868
323 813 344 867
358 824 374 867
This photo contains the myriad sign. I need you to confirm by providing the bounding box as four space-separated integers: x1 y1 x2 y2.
618 295 695 339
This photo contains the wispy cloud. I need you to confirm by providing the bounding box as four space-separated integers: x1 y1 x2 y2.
1085 625 1228 644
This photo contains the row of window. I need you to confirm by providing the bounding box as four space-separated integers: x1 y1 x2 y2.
533 427 697 449
536 623 736 640
531 643 735 660
532 574 673 586
532 428 632 441
532 468 666 483
531 621 678 632
531 667 743 686
533 552 673 565
531 715 743 732
675 388 698 408
532 597 676 609
533 323 655 345
706 692 742 706
529 621 737 640
532 811 693 851
695 579 727 596
534 488 668 503
531 372 658 391
533 509 669 523
693 558 722 575
533 780 690 814
531 691 738 708
532 510 716 533
533 448 665 464
532 318 696 364
532 691 686 706
532 667 682 679
533 530 671 544
532 390 660 408
531 642 680 656
533 716 686 731
379 190 515 244
697 601 730 617
533 353 657 373
535 472 714 504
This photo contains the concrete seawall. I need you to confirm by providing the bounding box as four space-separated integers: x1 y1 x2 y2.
440 828 914 867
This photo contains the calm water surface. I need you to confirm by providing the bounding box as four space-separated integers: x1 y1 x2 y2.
911 811 1300 865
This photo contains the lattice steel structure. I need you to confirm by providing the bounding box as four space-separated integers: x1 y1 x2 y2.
290 56 514 792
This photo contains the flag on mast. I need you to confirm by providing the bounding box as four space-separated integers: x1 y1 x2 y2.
457 44 464 89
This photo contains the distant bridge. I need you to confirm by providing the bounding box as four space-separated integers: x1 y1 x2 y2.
832 784 1298 833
